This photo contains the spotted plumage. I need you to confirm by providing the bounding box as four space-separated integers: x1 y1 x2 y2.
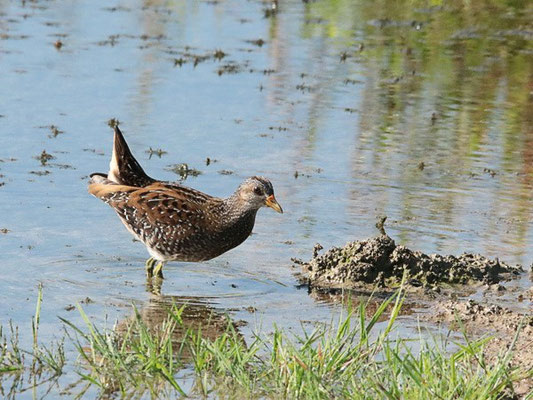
88 126 283 279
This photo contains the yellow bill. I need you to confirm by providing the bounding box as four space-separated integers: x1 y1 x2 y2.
265 194 283 214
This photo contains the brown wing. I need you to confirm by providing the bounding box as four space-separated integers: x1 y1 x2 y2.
88 181 222 251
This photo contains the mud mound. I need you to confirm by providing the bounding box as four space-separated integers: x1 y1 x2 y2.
297 235 523 289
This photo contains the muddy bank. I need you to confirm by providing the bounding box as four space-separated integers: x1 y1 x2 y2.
295 235 524 290
429 299 533 398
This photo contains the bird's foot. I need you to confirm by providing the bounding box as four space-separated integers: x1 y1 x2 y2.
153 262 165 279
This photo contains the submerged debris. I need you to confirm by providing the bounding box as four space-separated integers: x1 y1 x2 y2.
217 62 241 75
246 38 265 47
30 170 51 176
107 118 120 128
37 124 64 138
173 57 186 67
297 235 523 289
213 49 226 60
263 0 278 18
166 163 202 180
145 147 167 158
80 297 94 304
36 150 55 166
205 157 217 166
49 125 63 138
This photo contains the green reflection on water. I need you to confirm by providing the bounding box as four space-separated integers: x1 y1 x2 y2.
299 0 532 256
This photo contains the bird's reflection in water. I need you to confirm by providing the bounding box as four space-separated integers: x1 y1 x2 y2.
116 286 244 362
146 276 164 295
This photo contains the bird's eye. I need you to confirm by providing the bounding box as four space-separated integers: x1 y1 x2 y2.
253 187 263 196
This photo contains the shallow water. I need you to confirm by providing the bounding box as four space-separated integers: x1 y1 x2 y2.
0 0 532 397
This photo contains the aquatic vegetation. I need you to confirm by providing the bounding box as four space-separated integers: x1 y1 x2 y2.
0 285 65 398
1 286 530 399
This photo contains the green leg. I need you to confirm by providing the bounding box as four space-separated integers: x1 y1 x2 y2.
145 257 156 278
153 261 165 279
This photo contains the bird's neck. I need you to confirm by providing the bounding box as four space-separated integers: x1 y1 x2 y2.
220 193 258 226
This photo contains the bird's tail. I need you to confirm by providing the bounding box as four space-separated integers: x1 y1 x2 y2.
108 126 155 187
88 173 135 201
88 173 118 197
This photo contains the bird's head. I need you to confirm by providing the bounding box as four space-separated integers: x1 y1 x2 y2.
236 176 283 213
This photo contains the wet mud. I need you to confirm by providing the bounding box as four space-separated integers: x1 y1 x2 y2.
297 235 532 395
297 235 532 396
296 235 524 290
428 299 533 397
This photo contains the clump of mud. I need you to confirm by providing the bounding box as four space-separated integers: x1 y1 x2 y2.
296 235 523 289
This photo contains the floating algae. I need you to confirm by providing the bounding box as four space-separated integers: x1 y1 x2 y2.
296 235 523 289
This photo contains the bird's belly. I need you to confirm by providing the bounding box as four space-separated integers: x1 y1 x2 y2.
147 228 253 262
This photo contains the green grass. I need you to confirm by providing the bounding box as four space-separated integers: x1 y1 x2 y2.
0 284 65 398
1 285 531 399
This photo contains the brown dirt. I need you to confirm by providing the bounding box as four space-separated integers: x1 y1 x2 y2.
295 235 524 290
428 299 533 398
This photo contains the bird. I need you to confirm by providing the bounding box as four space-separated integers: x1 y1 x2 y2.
88 126 283 280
